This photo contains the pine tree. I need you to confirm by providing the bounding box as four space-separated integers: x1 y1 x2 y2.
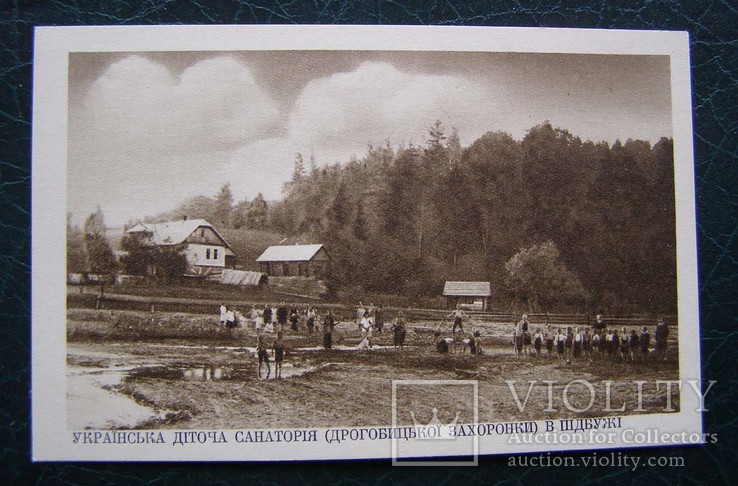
214 182 233 227
353 199 368 241
292 153 306 183
83 207 117 275
327 181 351 228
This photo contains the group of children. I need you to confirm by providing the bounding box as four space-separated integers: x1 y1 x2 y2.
256 331 285 380
218 304 241 329
357 302 412 350
514 315 671 362
356 303 385 331
357 306 407 350
230 303 323 334
434 305 484 355
254 305 408 380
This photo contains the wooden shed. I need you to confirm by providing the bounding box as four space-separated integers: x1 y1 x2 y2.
443 281 491 311
256 244 330 279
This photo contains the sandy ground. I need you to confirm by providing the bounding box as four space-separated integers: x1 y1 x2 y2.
67 310 680 430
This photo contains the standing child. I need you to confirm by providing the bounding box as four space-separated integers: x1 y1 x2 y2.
556 329 565 360
255 306 264 333
448 304 467 335
583 328 592 359
629 328 640 362
306 306 316 334
612 329 621 362
358 314 373 350
264 306 275 333
219 303 227 326
604 329 614 358
249 305 259 331
620 327 630 360
591 330 601 360
322 311 336 350
523 327 532 356
573 327 582 359
393 314 407 350
513 322 523 356
545 328 554 358
271 304 278 332
533 328 543 357
472 330 483 355
375 305 384 333
289 305 299 332
225 307 236 329
276 303 288 332
356 303 366 331
565 327 574 362
273 331 285 379
640 326 651 359
256 333 271 380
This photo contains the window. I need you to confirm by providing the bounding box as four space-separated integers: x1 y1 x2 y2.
213 248 219 260
206 248 211 259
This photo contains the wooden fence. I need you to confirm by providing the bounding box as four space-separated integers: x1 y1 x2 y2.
67 289 677 329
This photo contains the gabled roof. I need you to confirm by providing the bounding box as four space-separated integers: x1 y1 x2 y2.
126 219 232 251
443 281 491 297
256 244 325 263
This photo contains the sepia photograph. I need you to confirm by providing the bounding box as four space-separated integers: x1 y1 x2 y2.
32 25 700 461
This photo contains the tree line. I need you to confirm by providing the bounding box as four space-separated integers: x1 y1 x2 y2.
67 120 676 314
269 121 676 313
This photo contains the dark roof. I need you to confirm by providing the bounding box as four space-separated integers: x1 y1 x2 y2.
443 281 491 297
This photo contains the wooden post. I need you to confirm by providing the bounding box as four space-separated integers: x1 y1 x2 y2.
96 285 105 310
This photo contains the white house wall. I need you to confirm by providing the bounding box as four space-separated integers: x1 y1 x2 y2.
184 243 226 267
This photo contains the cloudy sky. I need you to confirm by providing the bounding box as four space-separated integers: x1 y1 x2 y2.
67 51 672 227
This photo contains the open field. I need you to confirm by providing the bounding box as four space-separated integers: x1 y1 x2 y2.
67 308 680 430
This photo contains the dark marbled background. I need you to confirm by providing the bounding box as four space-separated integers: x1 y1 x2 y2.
1 1 735 483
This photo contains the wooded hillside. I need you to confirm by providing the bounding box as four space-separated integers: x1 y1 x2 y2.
71 121 676 314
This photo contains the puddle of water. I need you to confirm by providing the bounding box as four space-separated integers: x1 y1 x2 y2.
67 366 173 430
66 343 341 429
296 345 415 352
129 359 333 382
142 365 248 381
139 343 248 351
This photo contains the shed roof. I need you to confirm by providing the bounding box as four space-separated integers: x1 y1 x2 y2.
220 269 267 286
443 281 491 297
126 219 232 251
256 244 325 263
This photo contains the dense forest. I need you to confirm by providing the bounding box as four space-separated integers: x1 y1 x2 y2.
267 121 676 313
69 121 677 314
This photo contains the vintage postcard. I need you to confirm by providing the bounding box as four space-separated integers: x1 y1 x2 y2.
32 25 703 462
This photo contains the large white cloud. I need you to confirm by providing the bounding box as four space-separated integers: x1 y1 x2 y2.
72 55 280 157
222 61 509 204
70 58 519 225
287 61 499 155
68 55 282 225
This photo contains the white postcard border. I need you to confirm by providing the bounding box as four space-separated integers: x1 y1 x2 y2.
32 25 700 462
